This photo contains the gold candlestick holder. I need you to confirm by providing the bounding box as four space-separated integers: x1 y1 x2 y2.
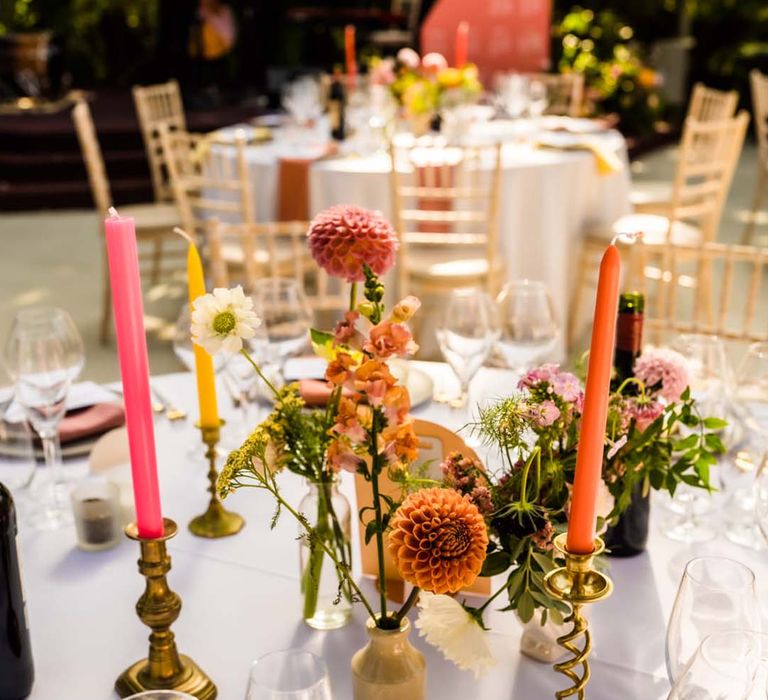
543 533 613 699
115 518 217 699
189 421 245 538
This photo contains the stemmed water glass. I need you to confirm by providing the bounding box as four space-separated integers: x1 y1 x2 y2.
665 556 760 685
246 649 332 700
251 278 313 386
527 80 549 119
4 307 84 529
668 630 764 700
495 280 559 374
660 334 730 543
436 289 499 408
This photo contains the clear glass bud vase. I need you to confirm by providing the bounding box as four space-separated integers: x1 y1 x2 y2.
298 476 353 630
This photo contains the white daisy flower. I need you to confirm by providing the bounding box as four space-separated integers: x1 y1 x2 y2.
415 592 495 678
191 286 260 355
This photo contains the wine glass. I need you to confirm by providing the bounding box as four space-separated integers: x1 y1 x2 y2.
246 649 332 700
722 342 768 548
660 334 729 543
496 280 559 373
251 278 313 385
666 556 760 685
4 307 84 529
527 80 549 119
0 359 14 420
668 630 763 700
436 289 499 408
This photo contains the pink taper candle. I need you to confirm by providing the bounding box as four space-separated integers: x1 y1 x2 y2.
104 208 164 538
567 244 621 554
455 21 469 67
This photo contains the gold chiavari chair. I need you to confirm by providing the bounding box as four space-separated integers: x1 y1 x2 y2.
569 112 750 346
742 70 768 244
132 80 187 203
630 82 739 214
389 139 504 300
71 100 182 344
160 125 255 243
524 72 584 117
623 238 768 345
205 220 347 314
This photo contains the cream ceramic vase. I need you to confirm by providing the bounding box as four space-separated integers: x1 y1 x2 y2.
519 609 582 663
351 618 426 700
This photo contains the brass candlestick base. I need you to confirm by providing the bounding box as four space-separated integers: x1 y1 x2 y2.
189 421 245 538
115 519 217 699
543 534 613 699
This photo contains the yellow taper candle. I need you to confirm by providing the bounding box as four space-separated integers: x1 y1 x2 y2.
178 228 219 428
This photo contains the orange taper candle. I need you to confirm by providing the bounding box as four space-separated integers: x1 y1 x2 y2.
344 25 357 91
567 244 621 554
455 21 469 67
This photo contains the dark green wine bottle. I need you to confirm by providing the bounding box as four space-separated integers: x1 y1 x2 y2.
612 292 644 393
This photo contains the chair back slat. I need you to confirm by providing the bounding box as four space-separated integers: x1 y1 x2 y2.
160 126 254 242
133 80 187 202
206 221 348 313
751 70 768 165
389 139 503 296
626 239 768 344
687 82 738 122
71 101 112 214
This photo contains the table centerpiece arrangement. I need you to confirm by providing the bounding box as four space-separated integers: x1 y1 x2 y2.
369 48 483 135
192 205 493 699
434 351 723 662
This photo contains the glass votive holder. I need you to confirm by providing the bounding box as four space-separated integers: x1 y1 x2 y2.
70 478 121 551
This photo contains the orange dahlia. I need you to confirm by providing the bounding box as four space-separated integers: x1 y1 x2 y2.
387 487 488 595
307 205 399 282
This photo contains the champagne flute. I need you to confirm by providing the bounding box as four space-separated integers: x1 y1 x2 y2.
436 289 499 408
527 80 549 119
496 280 559 373
665 556 760 685
4 307 84 529
251 278 313 386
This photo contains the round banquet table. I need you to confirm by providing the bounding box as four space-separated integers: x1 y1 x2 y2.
18 362 765 699
215 125 632 360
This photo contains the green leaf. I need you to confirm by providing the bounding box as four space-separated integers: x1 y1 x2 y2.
529 590 556 608
364 519 378 545
517 591 535 623
505 567 526 601
673 434 699 451
702 417 728 430
481 551 512 577
531 551 558 573
310 328 334 347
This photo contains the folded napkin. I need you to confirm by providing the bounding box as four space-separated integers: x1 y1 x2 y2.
58 403 126 445
277 144 338 222
535 139 623 176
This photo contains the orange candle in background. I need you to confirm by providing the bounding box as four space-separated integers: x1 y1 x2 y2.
455 21 469 67
344 25 357 91
566 244 621 554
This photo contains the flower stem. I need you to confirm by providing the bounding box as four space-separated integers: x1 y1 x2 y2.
239 348 279 397
393 586 421 624
478 580 511 614
349 282 358 311
370 460 389 622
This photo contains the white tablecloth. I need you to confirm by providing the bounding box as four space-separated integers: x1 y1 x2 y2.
18 362 762 700
215 127 632 359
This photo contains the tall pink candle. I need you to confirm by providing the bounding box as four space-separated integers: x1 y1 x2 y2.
455 21 469 67
104 208 163 538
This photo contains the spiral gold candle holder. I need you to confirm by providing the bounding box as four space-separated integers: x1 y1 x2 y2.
189 421 244 538
543 533 613 699
115 518 217 699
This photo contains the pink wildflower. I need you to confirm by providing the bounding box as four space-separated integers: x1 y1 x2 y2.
633 348 690 403
333 310 363 348
365 320 418 359
469 486 494 516
532 521 555 551
630 398 664 432
527 400 560 428
396 47 420 69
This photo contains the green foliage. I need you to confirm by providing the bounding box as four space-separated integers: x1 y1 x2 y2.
554 5 665 135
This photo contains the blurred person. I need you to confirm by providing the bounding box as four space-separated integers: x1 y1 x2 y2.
189 0 237 105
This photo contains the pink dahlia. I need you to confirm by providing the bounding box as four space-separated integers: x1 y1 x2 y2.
633 348 690 403
307 205 399 282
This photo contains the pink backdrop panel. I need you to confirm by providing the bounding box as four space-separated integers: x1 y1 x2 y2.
421 0 553 84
